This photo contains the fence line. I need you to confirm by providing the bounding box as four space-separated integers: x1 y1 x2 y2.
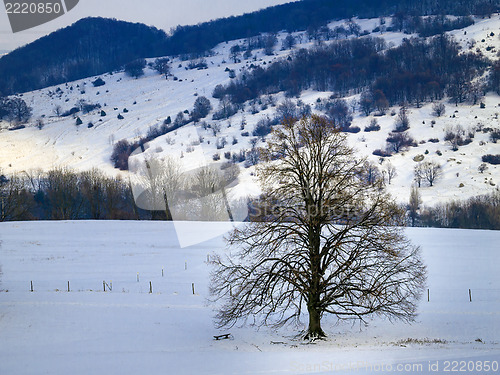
3 283 500 302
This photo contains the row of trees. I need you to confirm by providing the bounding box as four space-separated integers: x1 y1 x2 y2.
0 168 142 221
415 189 500 230
392 0 499 17
218 36 386 102
130 156 242 221
371 34 488 107
390 14 475 37
0 159 244 223
214 34 489 110
167 0 499 57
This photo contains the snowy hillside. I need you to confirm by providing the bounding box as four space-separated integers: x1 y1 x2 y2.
0 16 500 206
0 221 499 375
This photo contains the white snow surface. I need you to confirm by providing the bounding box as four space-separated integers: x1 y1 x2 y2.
0 221 499 374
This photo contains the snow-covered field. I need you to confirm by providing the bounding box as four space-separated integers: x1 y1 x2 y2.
0 221 499 374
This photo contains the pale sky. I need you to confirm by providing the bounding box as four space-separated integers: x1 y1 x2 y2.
0 0 295 52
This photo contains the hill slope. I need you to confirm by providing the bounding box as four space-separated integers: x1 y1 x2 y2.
1 0 500 95
0 17 168 95
0 16 499 209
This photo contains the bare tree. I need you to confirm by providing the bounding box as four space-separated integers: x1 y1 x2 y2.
211 122 222 137
124 58 146 78
186 166 230 221
191 96 212 122
359 91 374 116
1 97 32 124
276 99 298 122
373 90 389 115
384 162 397 185
104 175 136 220
281 34 296 50
216 137 227 150
478 163 488 174
154 57 171 76
174 111 186 128
424 161 442 187
386 131 415 154
54 105 62 117
35 118 44 130
362 161 382 186
264 33 278 55
394 106 410 132
229 44 241 63
432 103 446 117
414 164 424 188
408 185 421 227
416 161 442 187
132 156 184 220
210 115 427 339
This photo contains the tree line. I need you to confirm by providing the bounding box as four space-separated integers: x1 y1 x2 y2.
1 0 499 95
415 189 500 230
0 17 168 95
0 157 244 223
389 15 475 37
166 0 499 57
0 168 145 221
216 34 489 109
1 163 499 231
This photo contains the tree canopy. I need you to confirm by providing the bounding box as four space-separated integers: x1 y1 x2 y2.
210 115 427 339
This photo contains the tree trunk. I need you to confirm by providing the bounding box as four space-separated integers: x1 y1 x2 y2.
305 304 326 339
151 210 167 220
305 222 326 340
163 193 173 221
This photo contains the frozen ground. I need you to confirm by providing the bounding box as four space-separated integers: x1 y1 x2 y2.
0 221 499 374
